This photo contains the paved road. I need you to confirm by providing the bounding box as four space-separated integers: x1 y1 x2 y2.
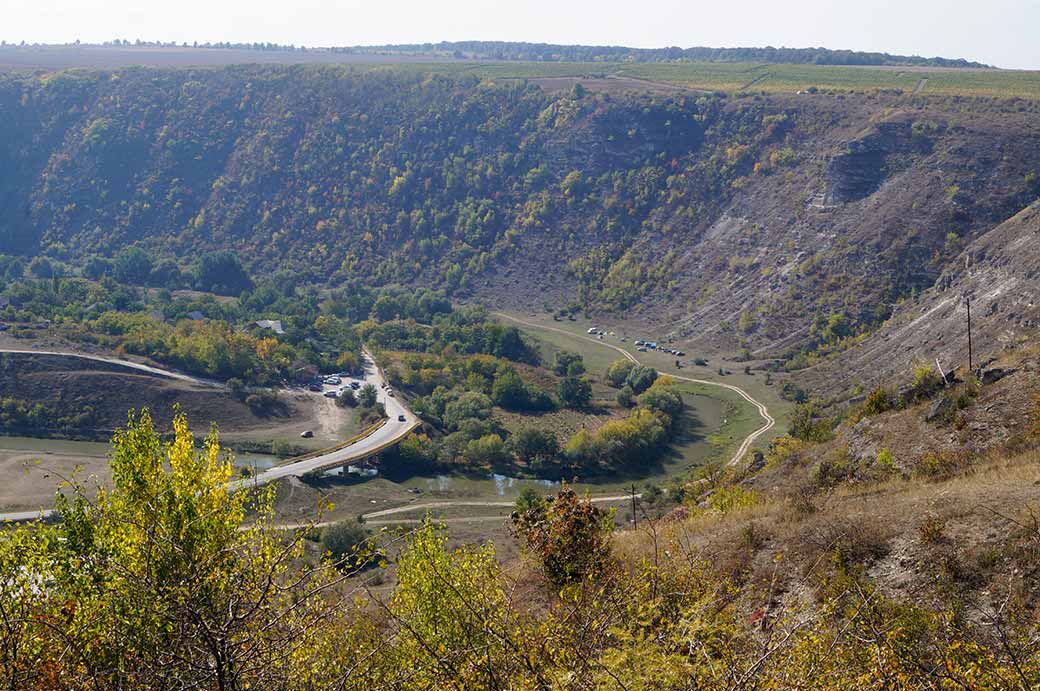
229 351 419 491
0 348 419 522
0 348 223 388
1 319 775 526
493 313 775 466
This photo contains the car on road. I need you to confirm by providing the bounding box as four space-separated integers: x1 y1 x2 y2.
398 414 406 422
387 390 395 397
300 430 313 438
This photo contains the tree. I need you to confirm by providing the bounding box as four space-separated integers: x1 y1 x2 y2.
789 403 832 442
464 433 508 466
443 391 493 430
637 385 684 420
511 488 612 586
194 250 252 296
227 377 247 400
616 386 636 408
389 523 508 687
510 427 559 466
113 245 154 284
83 254 113 279
557 376 592 408
149 258 184 288
625 364 658 394
0 410 351 688
491 367 529 409
553 351 584 376
605 359 636 388
514 486 545 514
358 383 378 407
27 256 53 278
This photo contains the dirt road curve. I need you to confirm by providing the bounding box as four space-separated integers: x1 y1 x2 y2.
493 313 775 466
0 347 224 387
0 319 774 526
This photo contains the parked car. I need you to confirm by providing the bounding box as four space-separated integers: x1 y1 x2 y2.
387 390 395 397
300 430 313 438
398 414 406 422
308 384 322 392
324 391 338 398
350 381 360 390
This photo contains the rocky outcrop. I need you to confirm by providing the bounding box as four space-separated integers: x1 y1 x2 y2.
823 118 929 204
803 201 1040 397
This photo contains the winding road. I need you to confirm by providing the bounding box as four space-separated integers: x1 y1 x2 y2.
493 312 775 467
0 348 419 522
1 317 775 525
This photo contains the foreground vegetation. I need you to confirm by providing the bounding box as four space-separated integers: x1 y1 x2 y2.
3 409 1039 689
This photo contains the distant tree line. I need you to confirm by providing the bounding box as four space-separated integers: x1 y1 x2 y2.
350 41 989 68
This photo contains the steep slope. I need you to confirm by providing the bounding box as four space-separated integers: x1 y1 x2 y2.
803 201 1040 399
2 65 1040 367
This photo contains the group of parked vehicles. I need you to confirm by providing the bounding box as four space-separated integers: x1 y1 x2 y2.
586 327 685 357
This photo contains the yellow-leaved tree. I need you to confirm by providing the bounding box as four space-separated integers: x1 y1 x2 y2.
0 410 357 690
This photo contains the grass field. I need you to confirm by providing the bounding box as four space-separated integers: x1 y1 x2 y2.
4 45 1039 100
495 310 795 453
456 61 1040 100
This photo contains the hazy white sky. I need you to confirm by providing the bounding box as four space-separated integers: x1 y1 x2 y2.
4 0 1038 69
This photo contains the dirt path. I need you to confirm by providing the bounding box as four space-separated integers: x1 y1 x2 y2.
493 312 774 466
0 348 223 388
912 78 929 96
263 494 638 531
605 73 715 95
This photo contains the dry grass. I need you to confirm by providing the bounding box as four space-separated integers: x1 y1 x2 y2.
613 449 1040 617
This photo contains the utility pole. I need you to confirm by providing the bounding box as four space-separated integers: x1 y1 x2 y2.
630 483 638 528
966 296 973 374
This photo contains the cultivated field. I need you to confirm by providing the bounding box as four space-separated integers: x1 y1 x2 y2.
3 45 1039 99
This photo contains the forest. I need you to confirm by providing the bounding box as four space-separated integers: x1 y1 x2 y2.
5 65 1039 369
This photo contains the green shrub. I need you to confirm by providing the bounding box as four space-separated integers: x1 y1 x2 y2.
321 520 372 570
863 387 890 416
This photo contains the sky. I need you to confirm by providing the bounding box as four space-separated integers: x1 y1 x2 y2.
3 0 1038 69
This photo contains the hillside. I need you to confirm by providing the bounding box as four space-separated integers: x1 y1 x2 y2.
2 65 1040 374
804 201 1040 399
